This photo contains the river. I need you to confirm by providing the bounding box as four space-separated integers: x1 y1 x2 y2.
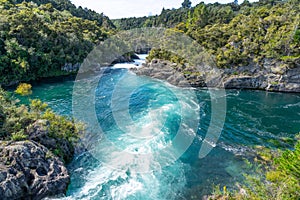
18 55 300 199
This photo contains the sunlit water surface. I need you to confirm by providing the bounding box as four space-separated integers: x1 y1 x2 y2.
17 56 300 199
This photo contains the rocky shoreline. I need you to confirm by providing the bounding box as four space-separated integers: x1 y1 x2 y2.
132 59 300 93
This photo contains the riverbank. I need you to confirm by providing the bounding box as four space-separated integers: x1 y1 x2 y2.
132 59 300 93
0 53 137 88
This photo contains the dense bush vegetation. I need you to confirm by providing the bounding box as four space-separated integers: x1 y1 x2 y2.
0 0 115 85
2 0 298 85
116 0 300 69
113 7 190 30
0 88 81 161
188 0 300 68
113 1 239 30
210 136 300 199
12 0 116 29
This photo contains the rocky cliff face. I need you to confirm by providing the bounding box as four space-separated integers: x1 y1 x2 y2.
132 59 300 92
0 141 69 200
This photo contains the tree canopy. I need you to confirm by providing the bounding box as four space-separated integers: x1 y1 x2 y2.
182 0 191 8
0 0 299 85
117 0 299 69
0 0 115 85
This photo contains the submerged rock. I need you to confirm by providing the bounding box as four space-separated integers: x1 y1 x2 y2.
0 141 69 200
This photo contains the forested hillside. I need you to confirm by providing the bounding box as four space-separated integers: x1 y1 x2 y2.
1 0 299 85
114 0 300 69
113 7 190 30
113 1 239 30
0 0 115 85
185 0 300 68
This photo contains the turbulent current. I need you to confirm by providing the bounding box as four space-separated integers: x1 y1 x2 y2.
19 55 300 200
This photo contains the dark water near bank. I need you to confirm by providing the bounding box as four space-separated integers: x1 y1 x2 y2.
17 60 300 199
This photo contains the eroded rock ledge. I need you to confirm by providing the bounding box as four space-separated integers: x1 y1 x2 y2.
132 59 300 93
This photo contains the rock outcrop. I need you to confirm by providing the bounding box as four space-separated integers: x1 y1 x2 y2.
0 141 69 200
132 59 300 92
133 60 192 87
27 120 74 163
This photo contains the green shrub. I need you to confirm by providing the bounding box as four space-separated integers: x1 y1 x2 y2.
15 83 32 96
30 99 48 113
11 130 28 141
217 137 300 200
294 29 300 44
53 148 63 158
208 133 300 200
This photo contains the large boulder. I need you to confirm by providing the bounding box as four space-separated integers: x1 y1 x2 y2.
0 141 69 200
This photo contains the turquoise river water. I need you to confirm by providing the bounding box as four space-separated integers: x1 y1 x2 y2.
17 56 300 200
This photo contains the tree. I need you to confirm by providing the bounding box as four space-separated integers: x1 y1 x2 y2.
182 0 191 8
234 0 239 5
188 3 209 29
241 0 251 7
0 0 113 85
